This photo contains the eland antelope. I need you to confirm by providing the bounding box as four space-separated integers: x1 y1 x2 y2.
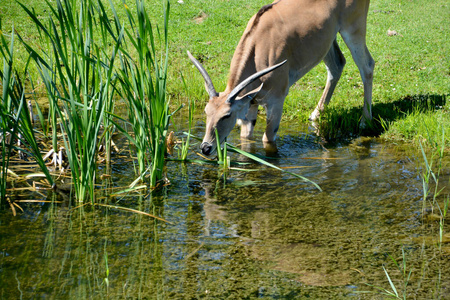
188 0 374 155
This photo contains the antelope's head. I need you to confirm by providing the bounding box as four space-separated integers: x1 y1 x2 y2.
188 51 286 156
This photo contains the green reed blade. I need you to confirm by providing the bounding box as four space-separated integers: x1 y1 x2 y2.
226 143 322 191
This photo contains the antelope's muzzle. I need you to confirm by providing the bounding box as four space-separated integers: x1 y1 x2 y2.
201 142 213 156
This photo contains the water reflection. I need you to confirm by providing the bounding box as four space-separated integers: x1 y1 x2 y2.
0 120 449 298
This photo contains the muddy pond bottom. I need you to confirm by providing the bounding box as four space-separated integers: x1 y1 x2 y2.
1 122 449 299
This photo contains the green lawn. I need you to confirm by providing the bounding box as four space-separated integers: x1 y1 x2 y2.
1 0 449 147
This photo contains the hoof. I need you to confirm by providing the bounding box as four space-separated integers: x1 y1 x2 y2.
309 109 320 121
359 117 373 129
263 141 278 156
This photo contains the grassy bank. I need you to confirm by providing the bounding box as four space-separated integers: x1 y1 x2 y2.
1 0 449 147
167 0 449 148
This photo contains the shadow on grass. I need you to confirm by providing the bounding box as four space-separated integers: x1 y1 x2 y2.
317 93 448 141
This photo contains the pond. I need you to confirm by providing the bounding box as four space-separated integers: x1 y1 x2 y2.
0 116 449 299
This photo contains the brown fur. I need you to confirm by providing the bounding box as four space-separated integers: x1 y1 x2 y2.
191 0 374 155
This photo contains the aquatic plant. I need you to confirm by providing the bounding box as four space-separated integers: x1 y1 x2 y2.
226 143 321 191
0 25 20 206
0 23 53 208
360 247 412 300
112 0 172 188
419 124 448 249
215 129 229 175
4 0 177 204
179 101 194 161
178 81 194 161
381 248 412 300
18 0 122 202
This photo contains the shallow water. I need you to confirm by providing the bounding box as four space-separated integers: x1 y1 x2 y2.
1 117 449 299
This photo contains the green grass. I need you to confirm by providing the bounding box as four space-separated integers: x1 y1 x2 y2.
308 1 449 144
167 0 449 147
2 0 448 147
381 102 449 147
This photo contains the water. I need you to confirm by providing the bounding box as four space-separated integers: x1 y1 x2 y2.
0 118 449 299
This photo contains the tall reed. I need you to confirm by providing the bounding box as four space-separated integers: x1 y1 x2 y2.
94 0 124 171
0 25 19 205
113 0 172 188
1 24 54 206
18 0 122 202
178 74 195 161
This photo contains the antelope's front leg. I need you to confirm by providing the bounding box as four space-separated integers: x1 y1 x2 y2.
238 103 259 139
262 102 283 144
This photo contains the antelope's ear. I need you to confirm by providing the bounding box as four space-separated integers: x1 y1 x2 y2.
233 83 264 105
226 60 287 104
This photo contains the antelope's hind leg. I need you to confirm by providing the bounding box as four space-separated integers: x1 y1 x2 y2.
340 12 375 125
309 39 346 121
343 38 374 125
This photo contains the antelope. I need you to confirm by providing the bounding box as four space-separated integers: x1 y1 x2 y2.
188 0 374 155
